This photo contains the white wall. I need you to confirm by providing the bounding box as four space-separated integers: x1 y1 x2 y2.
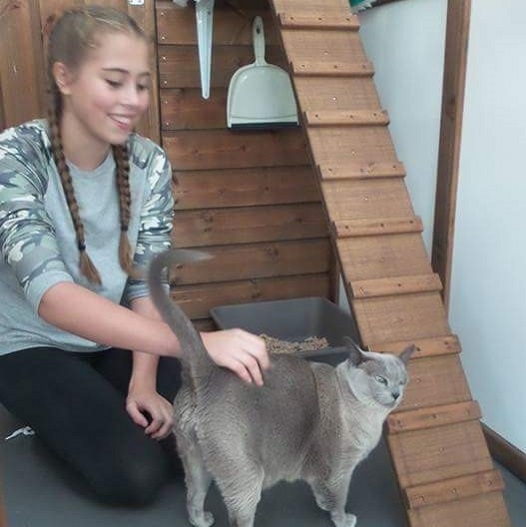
449 0 526 453
359 0 447 254
357 0 526 454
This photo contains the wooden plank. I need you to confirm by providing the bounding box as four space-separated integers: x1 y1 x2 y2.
483 424 526 485
173 166 320 210
127 0 160 143
281 29 368 64
294 77 382 111
322 178 413 222
353 292 450 344
319 162 406 180
0 0 45 127
333 217 423 238
337 233 433 282
408 492 511 527
388 401 481 434
305 110 389 127
158 45 288 89
404 470 504 510
307 126 397 165
273 0 352 12
278 12 359 30
172 204 328 247
432 0 471 310
169 239 331 285
161 88 228 130
163 129 310 170
156 4 280 46
351 273 442 299
388 421 494 488
369 335 462 359
172 274 331 318
400 355 471 411
291 60 374 77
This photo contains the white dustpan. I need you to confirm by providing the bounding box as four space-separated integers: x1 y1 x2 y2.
196 0 214 99
227 16 299 129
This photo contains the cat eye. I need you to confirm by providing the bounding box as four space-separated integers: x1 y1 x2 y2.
375 375 388 385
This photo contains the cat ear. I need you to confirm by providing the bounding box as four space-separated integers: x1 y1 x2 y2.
398 344 417 366
343 337 367 366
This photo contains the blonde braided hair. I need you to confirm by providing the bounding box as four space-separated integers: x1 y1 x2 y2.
46 6 146 284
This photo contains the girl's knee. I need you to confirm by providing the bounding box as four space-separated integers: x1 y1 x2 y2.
94 457 168 506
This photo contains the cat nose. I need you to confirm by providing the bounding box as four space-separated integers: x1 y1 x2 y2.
392 392 400 400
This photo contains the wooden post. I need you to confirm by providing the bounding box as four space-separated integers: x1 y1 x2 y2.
432 0 471 310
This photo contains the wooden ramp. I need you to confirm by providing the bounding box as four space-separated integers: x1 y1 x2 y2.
269 1 511 525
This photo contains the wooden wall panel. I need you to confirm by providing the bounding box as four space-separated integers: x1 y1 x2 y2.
173 166 319 209
159 0 333 321
164 129 309 170
172 274 331 319
0 0 46 128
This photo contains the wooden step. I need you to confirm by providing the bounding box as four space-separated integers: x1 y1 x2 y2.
387 420 493 488
318 162 406 180
291 60 374 77
333 216 423 238
369 335 462 359
278 12 360 30
387 401 481 434
408 492 511 527
350 273 442 299
404 470 505 510
305 109 389 126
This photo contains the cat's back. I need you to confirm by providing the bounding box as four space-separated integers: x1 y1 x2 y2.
196 354 324 480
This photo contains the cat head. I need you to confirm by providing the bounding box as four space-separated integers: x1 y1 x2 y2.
340 337 415 410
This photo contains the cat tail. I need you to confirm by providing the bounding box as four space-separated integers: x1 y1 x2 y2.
148 249 215 376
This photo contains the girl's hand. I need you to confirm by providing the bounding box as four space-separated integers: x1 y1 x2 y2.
126 387 174 440
201 329 270 386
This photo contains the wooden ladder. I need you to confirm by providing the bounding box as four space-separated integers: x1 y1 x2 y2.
269 1 511 525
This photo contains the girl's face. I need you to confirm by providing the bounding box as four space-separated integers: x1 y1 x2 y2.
57 31 150 149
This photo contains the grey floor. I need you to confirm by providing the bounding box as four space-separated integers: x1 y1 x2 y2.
1 404 525 527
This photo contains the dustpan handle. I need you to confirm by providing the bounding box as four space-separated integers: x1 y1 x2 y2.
253 16 266 66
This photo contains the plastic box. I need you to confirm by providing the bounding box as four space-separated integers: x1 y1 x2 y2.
210 297 360 365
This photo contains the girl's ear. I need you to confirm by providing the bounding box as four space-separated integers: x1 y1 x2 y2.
343 336 366 366
52 62 74 95
399 344 416 366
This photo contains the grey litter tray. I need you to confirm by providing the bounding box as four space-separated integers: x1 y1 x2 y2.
210 296 360 365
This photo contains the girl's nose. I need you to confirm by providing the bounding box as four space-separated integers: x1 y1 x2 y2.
122 85 140 107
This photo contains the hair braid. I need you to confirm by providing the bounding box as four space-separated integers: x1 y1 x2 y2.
45 5 148 283
113 144 136 277
48 89 102 285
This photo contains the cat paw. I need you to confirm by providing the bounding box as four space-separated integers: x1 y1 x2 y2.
331 512 357 527
189 511 214 527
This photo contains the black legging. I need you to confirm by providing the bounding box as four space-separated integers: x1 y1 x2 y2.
0 347 182 506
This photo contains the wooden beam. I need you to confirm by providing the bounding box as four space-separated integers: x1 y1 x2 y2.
432 0 471 310
483 424 526 484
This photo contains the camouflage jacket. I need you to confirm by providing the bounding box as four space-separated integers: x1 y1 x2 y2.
0 119 174 354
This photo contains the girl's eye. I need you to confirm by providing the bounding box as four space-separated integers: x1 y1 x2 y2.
137 84 150 92
375 375 388 385
106 79 122 88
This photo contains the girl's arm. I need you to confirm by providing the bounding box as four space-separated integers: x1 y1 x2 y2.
38 281 181 357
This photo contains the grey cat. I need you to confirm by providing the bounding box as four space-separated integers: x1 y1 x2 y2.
148 250 415 527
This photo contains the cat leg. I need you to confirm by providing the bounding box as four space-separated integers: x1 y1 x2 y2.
180 446 214 527
218 465 264 527
310 473 356 527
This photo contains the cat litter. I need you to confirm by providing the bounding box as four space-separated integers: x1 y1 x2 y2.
260 334 329 354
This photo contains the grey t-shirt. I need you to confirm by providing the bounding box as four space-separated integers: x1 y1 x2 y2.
0 120 174 355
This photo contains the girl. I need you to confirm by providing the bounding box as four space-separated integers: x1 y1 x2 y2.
0 5 268 506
